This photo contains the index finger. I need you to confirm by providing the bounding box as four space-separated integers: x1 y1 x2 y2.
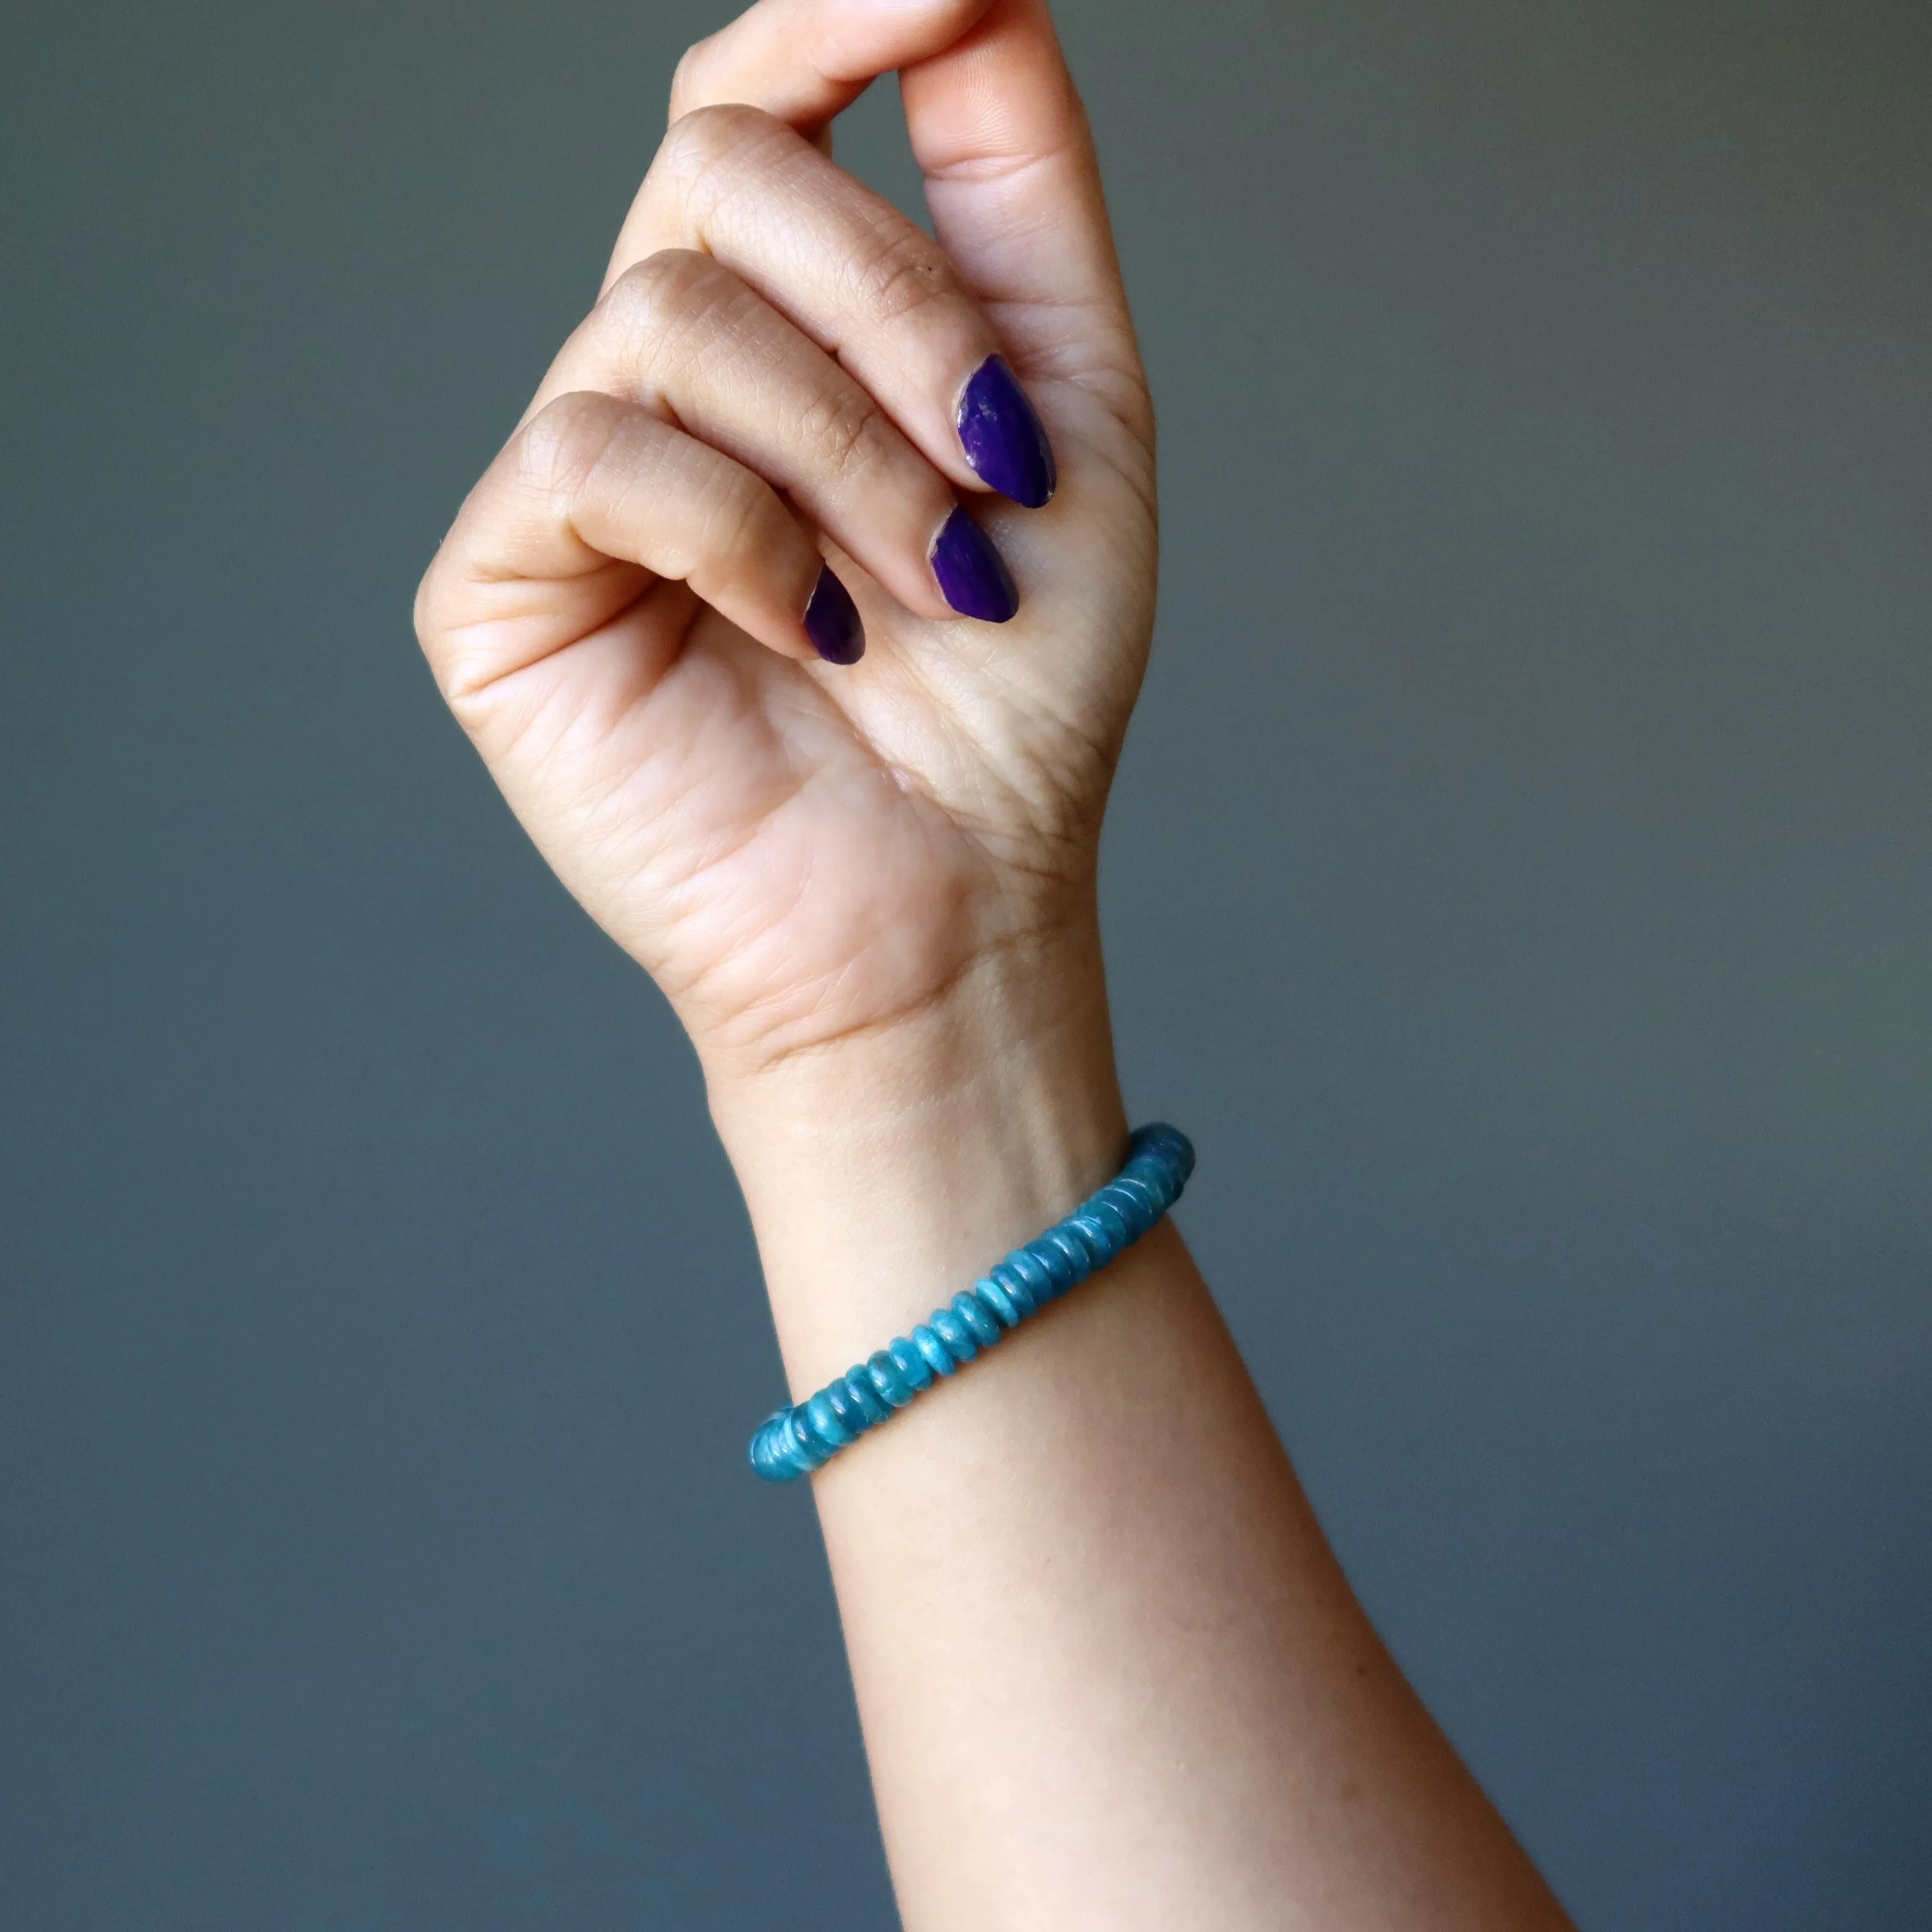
637 0 1137 394
664 0 995 140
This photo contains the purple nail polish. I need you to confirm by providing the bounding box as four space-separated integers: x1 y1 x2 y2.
930 506 1019 623
804 564 864 664
957 355 1057 509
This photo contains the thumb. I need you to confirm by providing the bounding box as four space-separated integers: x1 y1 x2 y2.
901 0 1137 385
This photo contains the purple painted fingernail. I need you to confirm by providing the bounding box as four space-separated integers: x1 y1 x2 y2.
931 506 1019 623
957 355 1057 509
804 564 864 664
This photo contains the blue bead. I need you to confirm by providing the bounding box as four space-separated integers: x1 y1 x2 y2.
787 1410 831 1470
1004 1246 1055 1304
867 1350 915 1407
988 1260 1040 1318
1136 1136 1182 1182
973 1275 1021 1328
822 1382 870 1440
1009 1241 1055 1294
844 1371 891 1426
912 1324 957 1377
1040 1225 1094 1282
1138 1123 1196 1180
1060 1211 1113 1265
805 1390 854 1447
748 1412 793 1480
780 1414 822 1476
953 1291 1002 1348
1083 1196 1132 1250
928 1306 979 1365
890 1335 936 1390
1101 1180 1156 1237
1025 1236 1078 1290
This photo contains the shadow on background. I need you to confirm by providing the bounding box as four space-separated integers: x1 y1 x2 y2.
2 1 1927 1925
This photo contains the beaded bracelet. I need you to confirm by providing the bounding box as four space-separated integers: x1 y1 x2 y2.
747 1123 1196 1482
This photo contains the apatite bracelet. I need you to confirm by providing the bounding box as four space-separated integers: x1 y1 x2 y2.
748 1123 1196 1482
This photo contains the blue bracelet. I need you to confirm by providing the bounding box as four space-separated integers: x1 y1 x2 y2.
747 1123 1196 1482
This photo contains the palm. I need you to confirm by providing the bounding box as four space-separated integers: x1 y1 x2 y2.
488 390 1153 1067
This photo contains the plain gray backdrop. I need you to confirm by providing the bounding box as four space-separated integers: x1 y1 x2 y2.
3 1 1928 1924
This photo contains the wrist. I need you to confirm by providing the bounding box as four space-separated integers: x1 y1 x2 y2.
704 920 1130 1394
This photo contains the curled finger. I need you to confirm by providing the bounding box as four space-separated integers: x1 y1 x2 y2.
418 390 864 706
529 249 1019 625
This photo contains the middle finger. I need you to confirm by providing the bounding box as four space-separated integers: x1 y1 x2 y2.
611 103 1058 513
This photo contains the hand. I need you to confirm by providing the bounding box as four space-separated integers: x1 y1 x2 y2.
414 0 1154 1092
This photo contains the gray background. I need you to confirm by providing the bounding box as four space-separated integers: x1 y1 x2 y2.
3 0 1927 1924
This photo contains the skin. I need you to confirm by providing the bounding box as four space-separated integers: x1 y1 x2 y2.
416 1 1580 1924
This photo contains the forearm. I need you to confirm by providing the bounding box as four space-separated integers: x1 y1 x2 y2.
710 943 1574 1932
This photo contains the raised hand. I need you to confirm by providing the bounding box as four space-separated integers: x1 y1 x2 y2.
414 13 1583 1927
414 0 1153 1082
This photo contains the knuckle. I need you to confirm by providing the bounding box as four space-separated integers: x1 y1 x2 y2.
411 560 443 650
678 461 786 582
595 249 741 370
665 40 712 123
797 384 892 484
606 246 713 315
659 101 788 191
514 390 626 501
847 224 957 328
700 464 777 558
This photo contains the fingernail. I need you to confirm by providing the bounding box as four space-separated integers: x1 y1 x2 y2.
930 506 1019 623
804 564 864 664
957 355 1057 509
